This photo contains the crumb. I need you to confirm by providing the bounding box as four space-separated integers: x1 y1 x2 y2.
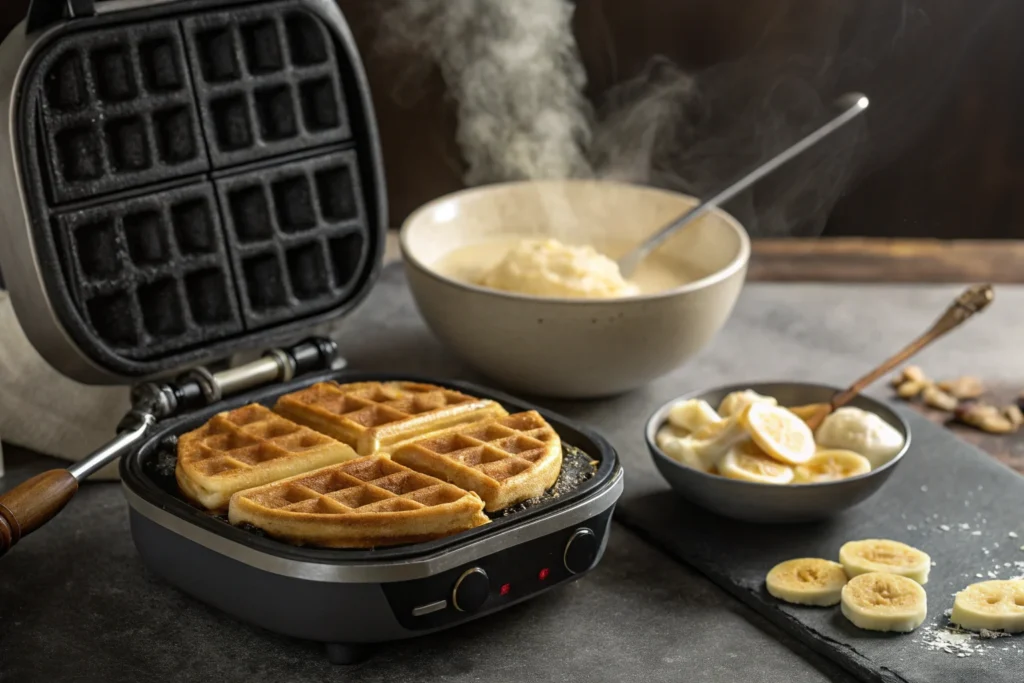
979 629 1011 640
940 524 951 531
921 485 929 492
972 530 983 536
1010 531 1019 538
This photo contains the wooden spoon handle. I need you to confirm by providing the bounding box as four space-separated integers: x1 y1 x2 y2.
0 470 78 556
805 284 995 431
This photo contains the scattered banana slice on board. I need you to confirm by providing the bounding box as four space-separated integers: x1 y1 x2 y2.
793 449 872 483
839 539 931 585
738 402 816 465
841 572 928 632
718 440 794 484
668 399 721 433
766 558 848 606
950 580 1024 633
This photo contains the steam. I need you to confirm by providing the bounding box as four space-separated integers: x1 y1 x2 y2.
377 0 592 185
376 0 945 238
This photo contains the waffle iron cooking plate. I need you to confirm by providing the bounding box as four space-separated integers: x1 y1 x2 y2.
0 0 625 664
0 0 387 383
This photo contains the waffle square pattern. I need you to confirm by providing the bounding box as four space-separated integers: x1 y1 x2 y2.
228 456 490 548
177 382 564 548
391 412 562 512
274 381 508 455
176 403 357 510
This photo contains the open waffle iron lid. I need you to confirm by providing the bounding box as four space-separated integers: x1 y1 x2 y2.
0 0 387 385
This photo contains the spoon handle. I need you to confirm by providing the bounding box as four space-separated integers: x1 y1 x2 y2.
618 93 869 278
805 284 995 431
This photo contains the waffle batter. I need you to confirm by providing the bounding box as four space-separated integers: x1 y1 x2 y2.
436 237 691 298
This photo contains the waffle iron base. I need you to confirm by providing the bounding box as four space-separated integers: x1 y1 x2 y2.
120 370 623 663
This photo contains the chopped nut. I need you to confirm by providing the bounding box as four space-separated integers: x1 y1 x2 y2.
1005 404 1024 428
922 385 958 411
957 402 1017 434
891 365 927 387
937 376 984 400
896 380 928 399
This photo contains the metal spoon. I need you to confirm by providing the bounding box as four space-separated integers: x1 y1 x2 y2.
617 92 870 278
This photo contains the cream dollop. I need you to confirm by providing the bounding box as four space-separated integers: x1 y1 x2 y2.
477 238 639 298
815 407 906 468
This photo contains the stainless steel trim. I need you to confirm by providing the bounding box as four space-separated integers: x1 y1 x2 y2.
213 356 282 397
562 527 595 575
411 600 447 617
452 568 487 612
0 20 118 382
123 468 623 583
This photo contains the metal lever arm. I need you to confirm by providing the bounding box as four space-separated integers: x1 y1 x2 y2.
0 337 339 557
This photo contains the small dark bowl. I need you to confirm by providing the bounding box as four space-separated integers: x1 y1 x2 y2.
645 382 911 523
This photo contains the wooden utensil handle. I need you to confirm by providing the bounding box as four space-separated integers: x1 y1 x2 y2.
0 470 78 556
804 284 995 431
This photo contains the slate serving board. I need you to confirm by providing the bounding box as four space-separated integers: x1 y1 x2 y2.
617 408 1024 683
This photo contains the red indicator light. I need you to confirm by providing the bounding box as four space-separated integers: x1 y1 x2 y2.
538 567 550 581
500 583 511 596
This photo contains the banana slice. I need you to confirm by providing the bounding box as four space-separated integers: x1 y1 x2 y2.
839 539 931 585
738 402 816 465
793 449 872 483
718 389 777 418
668 399 721 433
841 572 928 633
718 440 794 484
950 580 1024 633
788 403 828 424
656 432 710 472
656 424 687 444
766 558 848 606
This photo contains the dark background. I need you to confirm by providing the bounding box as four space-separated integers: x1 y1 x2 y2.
6 0 1020 238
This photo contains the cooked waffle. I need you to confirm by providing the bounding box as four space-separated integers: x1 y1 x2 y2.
273 381 507 455
390 411 562 512
227 455 489 548
176 403 357 510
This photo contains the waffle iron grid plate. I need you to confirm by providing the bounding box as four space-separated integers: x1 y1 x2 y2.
0 0 386 381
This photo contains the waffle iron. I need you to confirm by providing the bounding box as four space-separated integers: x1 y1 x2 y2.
0 0 625 664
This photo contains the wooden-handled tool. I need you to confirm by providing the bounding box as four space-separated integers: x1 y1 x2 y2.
0 415 154 556
0 471 78 554
0 338 340 557
802 284 995 431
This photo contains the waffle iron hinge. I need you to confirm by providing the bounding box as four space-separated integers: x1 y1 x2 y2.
0 338 340 557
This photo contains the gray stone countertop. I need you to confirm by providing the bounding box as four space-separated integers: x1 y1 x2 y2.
4 263 1022 683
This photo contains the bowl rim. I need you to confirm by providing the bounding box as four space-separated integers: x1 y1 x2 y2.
398 178 752 305
644 381 911 490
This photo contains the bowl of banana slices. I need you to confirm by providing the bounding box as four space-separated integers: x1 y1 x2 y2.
645 382 910 523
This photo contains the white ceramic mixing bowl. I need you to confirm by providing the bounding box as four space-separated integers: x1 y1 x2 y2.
400 179 750 398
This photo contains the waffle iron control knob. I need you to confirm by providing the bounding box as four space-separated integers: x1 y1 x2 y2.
564 528 598 574
452 567 489 613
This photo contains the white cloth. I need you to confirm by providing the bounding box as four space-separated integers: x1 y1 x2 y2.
0 291 129 479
